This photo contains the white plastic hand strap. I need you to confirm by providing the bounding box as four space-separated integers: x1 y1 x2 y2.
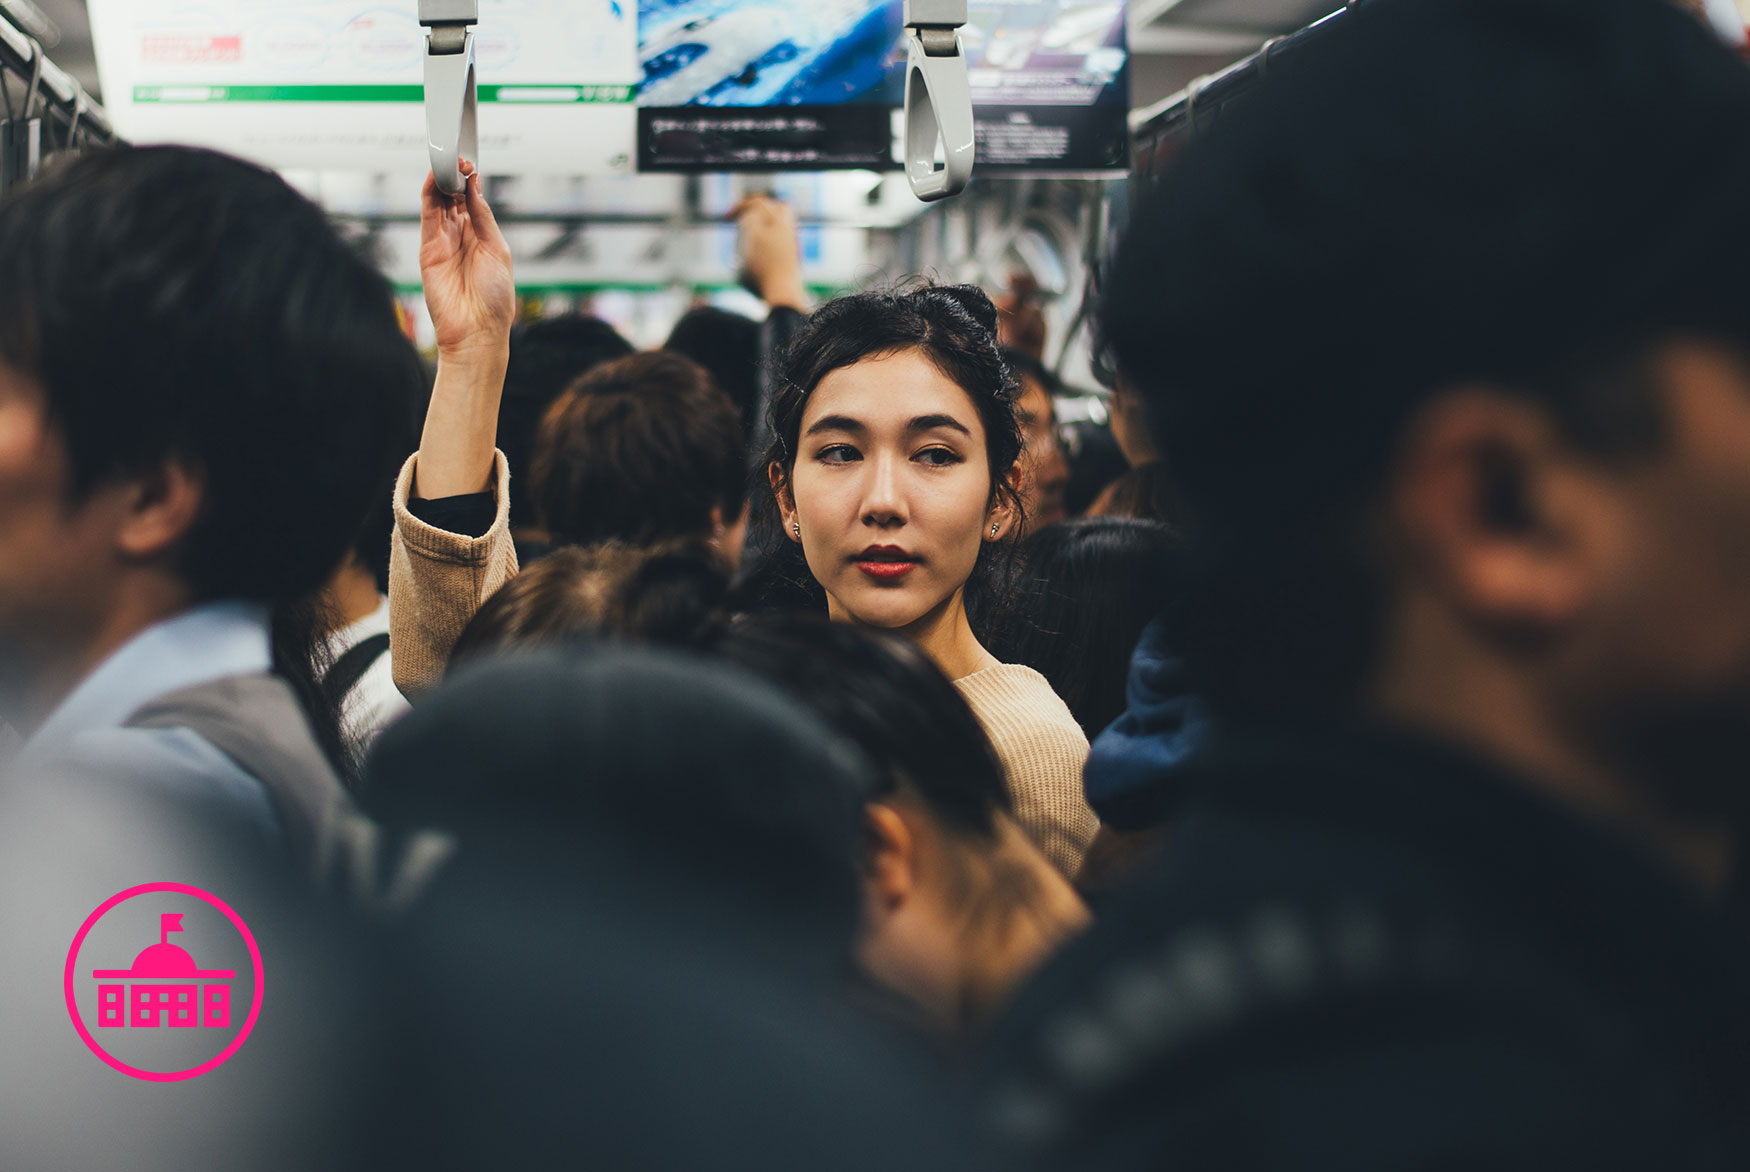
903 0 975 202
420 0 479 195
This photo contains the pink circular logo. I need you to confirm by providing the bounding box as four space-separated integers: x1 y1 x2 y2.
64 882 265 1082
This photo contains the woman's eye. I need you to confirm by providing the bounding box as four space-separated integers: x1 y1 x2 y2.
816 444 860 464
916 447 963 467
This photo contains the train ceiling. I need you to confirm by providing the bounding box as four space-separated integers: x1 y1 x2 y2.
21 0 1334 109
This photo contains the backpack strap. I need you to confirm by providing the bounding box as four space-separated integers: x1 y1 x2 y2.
127 673 353 873
322 632 391 713
125 672 449 910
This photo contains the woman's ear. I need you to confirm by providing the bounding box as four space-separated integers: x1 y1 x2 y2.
769 461 800 542
986 462 1026 540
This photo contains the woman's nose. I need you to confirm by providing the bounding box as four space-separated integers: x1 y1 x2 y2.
860 453 907 525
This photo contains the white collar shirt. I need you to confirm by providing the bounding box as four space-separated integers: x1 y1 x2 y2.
10 601 282 843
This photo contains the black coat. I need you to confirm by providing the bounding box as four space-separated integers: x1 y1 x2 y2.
977 727 1750 1171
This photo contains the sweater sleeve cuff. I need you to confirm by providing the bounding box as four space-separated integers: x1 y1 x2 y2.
392 450 511 565
408 493 496 537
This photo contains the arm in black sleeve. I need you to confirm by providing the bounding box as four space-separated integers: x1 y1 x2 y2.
751 305 808 469
405 492 497 540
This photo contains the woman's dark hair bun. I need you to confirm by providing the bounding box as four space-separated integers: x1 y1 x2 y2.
917 283 1001 337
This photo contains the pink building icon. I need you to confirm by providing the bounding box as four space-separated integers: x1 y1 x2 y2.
93 913 235 1029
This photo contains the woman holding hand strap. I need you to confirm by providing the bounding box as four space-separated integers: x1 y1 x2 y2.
386 161 521 696
387 173 1095 875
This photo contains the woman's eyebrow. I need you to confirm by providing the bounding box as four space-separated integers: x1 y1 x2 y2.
909 414 973 437
804 414 866 437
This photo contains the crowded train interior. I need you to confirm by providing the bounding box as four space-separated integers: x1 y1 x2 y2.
4 0 1750 1168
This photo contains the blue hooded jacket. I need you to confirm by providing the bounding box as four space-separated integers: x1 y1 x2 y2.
1083 617 1209 831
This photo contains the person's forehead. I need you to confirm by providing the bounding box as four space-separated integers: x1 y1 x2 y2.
1015 377 1052 423
805 351 984 433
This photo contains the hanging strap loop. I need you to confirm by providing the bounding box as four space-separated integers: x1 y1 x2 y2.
903 0 975 202
420 0 479 195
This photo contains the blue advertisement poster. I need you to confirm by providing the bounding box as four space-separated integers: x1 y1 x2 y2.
636 0 1128 172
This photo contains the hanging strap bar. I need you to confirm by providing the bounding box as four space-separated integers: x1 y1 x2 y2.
420 0 479 195
903 0 975 202
3 31 43 186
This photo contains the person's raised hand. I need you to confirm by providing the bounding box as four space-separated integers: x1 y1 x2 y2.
730 193 808 311
420 159 516 359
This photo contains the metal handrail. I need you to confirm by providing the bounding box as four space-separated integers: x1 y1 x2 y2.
0 9 116 145
1128 1 1363 166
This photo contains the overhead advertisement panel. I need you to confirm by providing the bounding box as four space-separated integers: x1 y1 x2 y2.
88 0 641 176
635 0 902 171
965 0 1128 172
636 0 1129 174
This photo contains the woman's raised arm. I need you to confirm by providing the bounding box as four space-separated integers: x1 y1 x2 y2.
388 161 520 699
413 160 516 498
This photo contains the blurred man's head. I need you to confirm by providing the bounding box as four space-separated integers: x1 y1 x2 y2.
1105 0 1750 834
1002 350 1069 530
665 305 762 443
501 314 634 530
530 351 748 563
0 147 419 717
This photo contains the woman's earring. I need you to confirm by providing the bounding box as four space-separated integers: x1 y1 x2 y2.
793 522 802 539
991 523 1000 537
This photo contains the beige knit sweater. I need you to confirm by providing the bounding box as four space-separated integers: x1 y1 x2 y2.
955 665 1098 878
387 451 520 698
388 450 1099 874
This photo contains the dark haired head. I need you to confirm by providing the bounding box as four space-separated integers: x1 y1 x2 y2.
1092 463 1182 529
765 285 1020 506
530 351 747 549
1103 0 1750 723
999 348 1063 399
750 284 1024 629
990 518 1179 736
352 375 430 593
0 146 421 604
711 614 1012 839
367 646 875 964
708 613 1088 1028
447 540 729 674
501 315 634 530
665 306 762 442
1000 345 1074 530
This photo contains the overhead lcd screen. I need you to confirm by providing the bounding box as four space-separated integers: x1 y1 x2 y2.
637 0 1129 173
638 0 903 107
636 0 902 170
966 1 1129 170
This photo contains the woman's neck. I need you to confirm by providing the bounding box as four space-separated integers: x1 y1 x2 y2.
318 556 384 634
827 588 999 681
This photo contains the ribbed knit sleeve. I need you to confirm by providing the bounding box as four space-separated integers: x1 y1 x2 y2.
954 665 1098 877
386 450 520 699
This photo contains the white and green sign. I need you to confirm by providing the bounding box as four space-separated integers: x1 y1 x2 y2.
90 0 641 175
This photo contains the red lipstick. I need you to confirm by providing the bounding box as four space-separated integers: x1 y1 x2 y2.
854 545 918 582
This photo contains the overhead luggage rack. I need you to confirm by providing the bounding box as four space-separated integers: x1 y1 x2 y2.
1128 1 1367 181
0 7 120 194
